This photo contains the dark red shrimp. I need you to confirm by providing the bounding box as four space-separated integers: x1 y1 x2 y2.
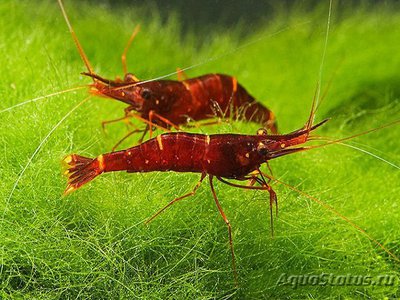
58 0 278 145
63 115 328 285
87 72 277 133
62 109 400 285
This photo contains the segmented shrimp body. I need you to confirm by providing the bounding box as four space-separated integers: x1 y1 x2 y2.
63 119 326 285
63 121 324 193
89 73 277 132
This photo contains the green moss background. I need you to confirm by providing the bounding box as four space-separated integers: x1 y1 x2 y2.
1 1 400 298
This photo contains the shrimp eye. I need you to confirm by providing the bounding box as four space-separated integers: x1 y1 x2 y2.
257 142 269 155
257 128 268 136
141 89 152 100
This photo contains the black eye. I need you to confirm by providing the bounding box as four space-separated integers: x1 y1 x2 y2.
257 143 269 156
258 148 268 155
141 89 152 100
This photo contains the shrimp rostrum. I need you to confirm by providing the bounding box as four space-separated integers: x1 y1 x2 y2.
63 113 328 284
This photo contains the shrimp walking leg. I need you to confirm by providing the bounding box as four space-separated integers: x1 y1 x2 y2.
103 110 171 146
101 107 140 131
112 128 148 151
209 176 238 286
145 174 206 224
110 112 171 147
102 114 135 132
176 67 188 81
102 107 170 133
254 176 277 236
148 110 180 138
217 176 277 236
185 116 227 130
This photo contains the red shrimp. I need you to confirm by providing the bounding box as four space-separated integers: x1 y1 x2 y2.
57 0 278 146
87 72 278 133
62 112 400 285
63 116 328 285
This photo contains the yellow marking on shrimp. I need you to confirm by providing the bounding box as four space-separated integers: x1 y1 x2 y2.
182 81 191 91
269 111 275 121
232 77 237 93
157 135 164 150
206 135 210 145
63 155 73 164
280 143 286 148
97 154 105 171
245 152 250 158
257 129 267 136
121 92 125 97
64 185 76 195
